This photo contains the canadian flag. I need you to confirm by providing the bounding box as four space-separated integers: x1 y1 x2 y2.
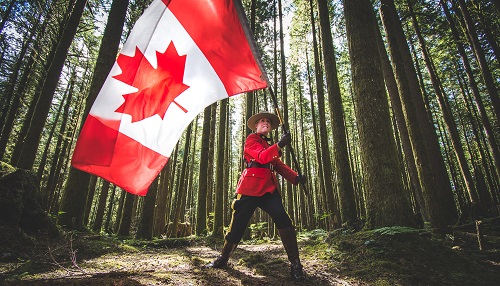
72 0 267 195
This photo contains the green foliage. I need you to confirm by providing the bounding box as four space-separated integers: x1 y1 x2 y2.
301 228 328 240
0 161 15 177
370 226 420 236
249 221 268 235
321 226 499 285
313 212 332 221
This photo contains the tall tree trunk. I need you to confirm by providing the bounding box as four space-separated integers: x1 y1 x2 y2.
117 192 136 236
374 17 426 220
43 68 78 184
344 0 416 229
153 162 171 236
223 105 231 228
0 0 15 34
298 92 309 229
317 0 358 226
407 0 479 206
278 0 294 215
492 0 500 12
37 92 65 184
0 20 37 139
441 0 500 190
10 1 76 166
305 49 327 228
457 71 499 210
380 0 458 230
104 185 117 232
0 7 48 159
472 0 500 68
42 74 76 207
207 103 217 216
457 0 500 121
58 0 130 229
169 123 192 238
213 99 227 238
187 119 199 229
16 0 87 169
308 0 340 228
92 180 111 232
166 143 180 227
196 106 212 235
136 176 159 240
114 190 126 232
84 176 98 225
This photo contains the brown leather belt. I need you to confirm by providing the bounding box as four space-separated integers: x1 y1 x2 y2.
246 161 274 171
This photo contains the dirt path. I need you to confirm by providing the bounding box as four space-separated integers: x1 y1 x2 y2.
4 241 361 285
4 223 499 285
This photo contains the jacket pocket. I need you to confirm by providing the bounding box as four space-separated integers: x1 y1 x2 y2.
244 169 265 179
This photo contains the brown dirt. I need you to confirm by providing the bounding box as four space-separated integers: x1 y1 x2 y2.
1 235 361 286
2 221 500 286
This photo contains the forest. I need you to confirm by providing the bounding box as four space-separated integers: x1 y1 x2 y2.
0 0 499 285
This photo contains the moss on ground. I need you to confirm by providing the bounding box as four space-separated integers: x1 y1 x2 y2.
305 222 500 286
1 219 499 285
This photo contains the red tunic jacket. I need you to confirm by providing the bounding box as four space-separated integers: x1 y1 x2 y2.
235 133 298 196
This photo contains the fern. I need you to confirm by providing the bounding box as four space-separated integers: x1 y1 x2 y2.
371 226 419 236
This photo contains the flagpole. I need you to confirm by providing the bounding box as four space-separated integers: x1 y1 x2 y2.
267 86 308 196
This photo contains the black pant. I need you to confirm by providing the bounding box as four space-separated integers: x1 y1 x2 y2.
225 191 293 244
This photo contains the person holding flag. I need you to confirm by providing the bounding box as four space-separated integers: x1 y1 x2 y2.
207 111 306 281
70 0 269 196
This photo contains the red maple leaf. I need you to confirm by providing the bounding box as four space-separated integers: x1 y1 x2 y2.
113 42 190 122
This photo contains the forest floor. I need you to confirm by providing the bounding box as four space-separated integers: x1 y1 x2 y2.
1 218 500 286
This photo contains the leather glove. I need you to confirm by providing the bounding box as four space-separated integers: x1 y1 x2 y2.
296 174 307 185
277 132 291 148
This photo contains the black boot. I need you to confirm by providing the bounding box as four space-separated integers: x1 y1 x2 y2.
206 241 237 268
278 227 305 281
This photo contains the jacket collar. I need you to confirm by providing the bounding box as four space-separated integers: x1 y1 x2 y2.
257 133 271 142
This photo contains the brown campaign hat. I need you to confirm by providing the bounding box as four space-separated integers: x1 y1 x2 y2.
247 111 280 132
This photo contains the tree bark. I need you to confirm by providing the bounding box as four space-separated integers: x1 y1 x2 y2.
380 0 457 230
407 0 479 206
104 185 117 232
10 1 76 166
344 0 416 229
317 0 358 227
450 0 500 178
441 0 500 190
136 176 159 240
114 190 126 232
84 176 98 225
308 0 341 228
153 162 171 236
196 106 212 235
92 180 111 232
213 99 228 238
0 0 15 34
374 15 426 220
37 90 66 184
58 0 130 229
16 0 87 169
0 21 37 144
169 123 192 238
305 49 327 229
42 74 75 208
457 0 500 121
117 192 136 236
472 0 500 68
278 0 294 215
207 104 217 216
